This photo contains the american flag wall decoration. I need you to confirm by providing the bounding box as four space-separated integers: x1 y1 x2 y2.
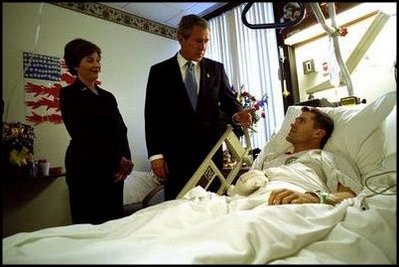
23 52 61 81
23 52 75 125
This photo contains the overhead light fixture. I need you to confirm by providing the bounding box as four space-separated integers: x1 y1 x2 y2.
284 3 395 46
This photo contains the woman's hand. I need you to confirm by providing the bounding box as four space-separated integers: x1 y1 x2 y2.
113 156 134 183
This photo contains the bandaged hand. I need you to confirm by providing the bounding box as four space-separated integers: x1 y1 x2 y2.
227 169 268 196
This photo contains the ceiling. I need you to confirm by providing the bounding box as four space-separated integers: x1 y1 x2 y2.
101 2 228 28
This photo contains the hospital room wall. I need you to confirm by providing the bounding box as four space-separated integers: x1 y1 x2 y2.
293 4 397 103
2 3 179 237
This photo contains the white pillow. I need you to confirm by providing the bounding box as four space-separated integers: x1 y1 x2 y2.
123 171 161 204
252 91 397 183
383 104 397 161
362 106 396 192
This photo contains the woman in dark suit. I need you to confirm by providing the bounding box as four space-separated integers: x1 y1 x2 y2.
60 38 133 224
145 15 254 200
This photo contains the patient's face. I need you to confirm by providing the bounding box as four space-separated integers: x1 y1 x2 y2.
285 112 317 144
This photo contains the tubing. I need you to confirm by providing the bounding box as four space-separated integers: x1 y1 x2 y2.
310 2 354 96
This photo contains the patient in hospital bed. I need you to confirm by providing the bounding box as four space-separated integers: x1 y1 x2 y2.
227 106 362 206
2 91 396 264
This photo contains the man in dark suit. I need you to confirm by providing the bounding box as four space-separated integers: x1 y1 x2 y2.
145 14 254 200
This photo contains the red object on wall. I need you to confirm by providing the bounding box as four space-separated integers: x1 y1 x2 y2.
23 52 75 126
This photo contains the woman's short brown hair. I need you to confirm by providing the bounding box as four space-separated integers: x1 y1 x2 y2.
63 38 101 75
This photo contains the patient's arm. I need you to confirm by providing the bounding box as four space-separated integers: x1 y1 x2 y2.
269 189 318 205
269 183 356 205
322 183 356 205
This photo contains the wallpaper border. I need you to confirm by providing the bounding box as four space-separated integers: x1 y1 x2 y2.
50 2 177 40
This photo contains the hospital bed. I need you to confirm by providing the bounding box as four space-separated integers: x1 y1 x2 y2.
2 91 396 264
123 119 254 209
122 171 164 215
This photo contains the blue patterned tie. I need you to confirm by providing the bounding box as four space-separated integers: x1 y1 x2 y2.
185 61 198 110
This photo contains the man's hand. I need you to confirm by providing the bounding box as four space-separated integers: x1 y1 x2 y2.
151 158 169 184
268 189 319 205
233 107 256 129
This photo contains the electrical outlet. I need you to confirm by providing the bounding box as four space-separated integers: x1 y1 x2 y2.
303 59 315 74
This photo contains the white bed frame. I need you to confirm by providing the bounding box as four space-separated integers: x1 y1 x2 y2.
176 125 253 198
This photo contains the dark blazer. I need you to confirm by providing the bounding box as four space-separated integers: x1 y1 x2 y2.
60 78 131 224
145 54 242 199
60 79 131 178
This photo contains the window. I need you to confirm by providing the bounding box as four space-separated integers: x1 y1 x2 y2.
206 3 285 149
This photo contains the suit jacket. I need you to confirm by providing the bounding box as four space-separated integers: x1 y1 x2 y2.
60 78 131 184
144 54 242 198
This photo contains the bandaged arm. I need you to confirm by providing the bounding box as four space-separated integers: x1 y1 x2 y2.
269 183 356 205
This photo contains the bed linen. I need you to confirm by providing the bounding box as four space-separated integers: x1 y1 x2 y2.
2 169 395 264
123 170 161 205
3 92 396 264
3 186 395 264
0 186 358 264
269 191 396 264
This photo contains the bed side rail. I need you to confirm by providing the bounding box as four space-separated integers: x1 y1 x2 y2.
176 125 252 199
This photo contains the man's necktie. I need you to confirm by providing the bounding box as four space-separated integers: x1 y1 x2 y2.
185 61 198 110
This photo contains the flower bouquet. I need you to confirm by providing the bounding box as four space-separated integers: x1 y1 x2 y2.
232 85 268 136
1 122 36 178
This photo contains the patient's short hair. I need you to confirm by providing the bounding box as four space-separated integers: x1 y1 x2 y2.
177 14 209 39
64 38 101 75
301 106 334 148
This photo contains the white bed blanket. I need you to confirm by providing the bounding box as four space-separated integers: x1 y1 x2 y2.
270 190 396 264
2 151 394 264
2 183 395 264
